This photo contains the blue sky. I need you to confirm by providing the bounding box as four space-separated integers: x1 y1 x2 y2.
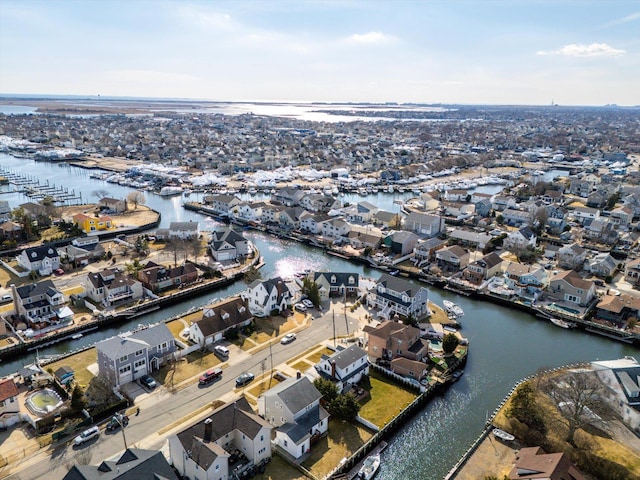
0 1 638 105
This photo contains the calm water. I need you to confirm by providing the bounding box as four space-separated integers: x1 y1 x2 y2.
0 154 637 479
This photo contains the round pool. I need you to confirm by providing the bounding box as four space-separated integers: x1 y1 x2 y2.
26 388 63 416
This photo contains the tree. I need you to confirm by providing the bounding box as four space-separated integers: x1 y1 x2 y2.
328 393 361 421
496 214 504 225
126 190 146 210
507 382 545 434
187 238 203 263
71 384 87 412
541 371 607 447
92 189 109 200
605 192 620 211
167 238 187 267
442 333 459 355
11 207 38 241
313 377 339 404
301 277 321 307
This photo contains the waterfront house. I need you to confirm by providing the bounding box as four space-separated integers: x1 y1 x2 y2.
230 201 265 223
95 324 176 387
169 397 272 480
501 208 530 226
156 221 200 241
63 448 179 480
86 268 144 307
548 270 596 306
509 446 586 480
0 200 10 223
137 261 198 292
402 212 443 237
503 262 548 302
441 201 475 220
57 236 105 266
299 212 330 234
271 187 305 207
257 376 329 462
16 244 61 276
54 365 74 386
473 198 493 217
372 210 399 229
463 251 503 284
368 273 429 320
261 204 286 225
278 207 306 230
390 357 429 381
413 238 447 265
14 280 71 327
72 213 114 233
385 230 419 256
188 297 252 346
203 193 241 215
503 226 537 251
98 196 127 214
209 227 250 261
309 272 357 300
320 217 350 240
346 229 383 250
592 357 640 432
557 243 589 270
314 344 369 393
435 245 470 272
594 293 640 327
585 252 619 278
345 201 378 224
300 193 340 213
363 320 428 362
571 206 600 224
241 277 290 317
443 189 469 202
0 378 20 429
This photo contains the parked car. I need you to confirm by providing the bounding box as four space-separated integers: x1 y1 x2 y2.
280 333 296 344
139 375 157 390
302 299 314 308
54 268 64 276
199 367 223 385
0 294 12 304
74 426 100 446
214 345 230 357
294 303 307 312
106 413 129 431
235 372 255 387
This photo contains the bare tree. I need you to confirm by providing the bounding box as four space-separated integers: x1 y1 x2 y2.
92 189 109 200
187 238 203 263
126 191 146 210
167 238 187 267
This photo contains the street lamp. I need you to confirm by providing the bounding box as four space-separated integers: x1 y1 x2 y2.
112 414 128 450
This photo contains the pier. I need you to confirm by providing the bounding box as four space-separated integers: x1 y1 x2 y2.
0 167 83 205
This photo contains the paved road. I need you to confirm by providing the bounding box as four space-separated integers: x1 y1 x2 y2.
4 301 363 480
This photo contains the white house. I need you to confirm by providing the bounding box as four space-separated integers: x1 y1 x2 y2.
321 218 350 239
503 226 537 251
156 221 200 240
368 273 430 320
402 212 443 237
591 357 640 431
16 245 61 276
0 378 20 429
209 228 250 261
314 344 369 393
241 277 291 317
189 297 252 346
86 268 144 307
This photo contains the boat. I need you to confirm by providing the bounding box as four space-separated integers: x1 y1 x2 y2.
450 370 464 382
443 300 464 318
71 333 83 340
357 453 380 480
492 428 515 442
549 317 577 329
158 186 183 196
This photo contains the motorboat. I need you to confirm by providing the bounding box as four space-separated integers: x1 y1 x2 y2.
358 453 380 480
549 317 577 329
492 428 515 442
443 300 464 318
158 186 183 196
71 333 83 340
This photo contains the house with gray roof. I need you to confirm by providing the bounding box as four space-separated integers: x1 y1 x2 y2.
345 201 379 224
402 212 443 237
463 252 503 284
257 376 329 461
368 273 430 320
63 448 178 480
16 244 61 276
169 397 272 480
386 230 419 256
202 194 242 215
209 227 249 261
86 268 144 307
156 221 200 240
188 297 252 346
592 357 640 432
13 279 71 328
312 272 359 299
585 252 620 278
241 277 291 317
299 212 330 234
314 344 369 393
95 323 176 387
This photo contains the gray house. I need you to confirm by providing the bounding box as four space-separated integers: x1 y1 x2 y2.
96 324 176 387
209 227 250 261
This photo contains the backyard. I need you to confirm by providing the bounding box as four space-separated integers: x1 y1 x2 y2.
358 370 419 428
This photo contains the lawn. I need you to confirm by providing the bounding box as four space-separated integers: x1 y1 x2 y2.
359 371 418 428
290 360 312 373
255 455 306 480
166 318 188 340
153 349 223 389
246 374 286 398
239 315 298 351
306 347 335 364
302 419 374 478
46 347 96 387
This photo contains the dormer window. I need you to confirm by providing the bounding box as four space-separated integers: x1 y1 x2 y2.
348 276 355 284
221 312 230 320
331 275 336 284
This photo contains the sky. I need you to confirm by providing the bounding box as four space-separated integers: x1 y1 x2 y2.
0 0 639 106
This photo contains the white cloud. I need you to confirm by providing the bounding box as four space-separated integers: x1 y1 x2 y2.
536 43 626 57
177 6 234 31
345 31 397 45
601 11 640 29
103 70 199 84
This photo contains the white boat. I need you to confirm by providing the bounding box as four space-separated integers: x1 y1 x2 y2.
443 300 464 318
492 428 515 442
549 317 576 329
358 453 380 480
71 333 83 340
158 186 183 196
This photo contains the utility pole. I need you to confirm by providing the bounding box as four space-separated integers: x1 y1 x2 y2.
332 310 336 347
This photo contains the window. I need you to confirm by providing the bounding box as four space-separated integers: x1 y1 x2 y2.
119 355 128 362
135 349 144 357
284 440 288 447
260 434 264 442
119 365 131 374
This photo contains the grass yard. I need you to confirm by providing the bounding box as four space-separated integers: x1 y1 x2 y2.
245 374 286 398
359 371 418 428
240 316 298 351
46 347 96 387
166 318 189 340
255 455 306 480
302 419 374 478
290 360 312 373
306 347 335 364
153 349 223 389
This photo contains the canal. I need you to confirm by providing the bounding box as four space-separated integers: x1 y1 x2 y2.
0 153 638 479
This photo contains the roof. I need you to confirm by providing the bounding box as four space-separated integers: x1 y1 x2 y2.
509 446 586 480
96 324 173 360
20 245 59 262
324 344 367 371
596 293 640 314
168 221 199 231
404 211 440 225
16 279 60 300
62 448 178 480
0 378 19 402
550 270 594 291
277 404 329 444
376 273 425 299
196 297 252 337
313 272 359 288
260 376 322 416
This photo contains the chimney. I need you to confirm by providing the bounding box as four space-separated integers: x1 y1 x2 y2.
204 418 213 442
331 361 336 380
296 371 302 379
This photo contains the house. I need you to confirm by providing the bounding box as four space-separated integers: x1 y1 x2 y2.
587 190 608 209
368 273 430 320
314 344 369 393
63 448 179 480
241 277 291 317
557 243 588 270
320 218 350 240
503 226 537 251
169 397 272 480
188 297 252 346
626 258 640 286
300 193 340 213
0 200 11 223
570 177 597 197
72 213 114 233
58 237 105 266
13 280 71 327
611 206 633 227
87 269 144 307
508 446 586 480
299 212 330 234
545 205 568 234
54 365 75 386
98 197 128 214
435 245 470 271
0 221 23 240
312 272 359 299
592 357 640 432
261 204 286 225
492 195 517 212
0 378 20 429
441 201 475 220
413 238 447 265
386 230 419 256
346 229 383 250
548 270 596 306
209 227 250 261
95 324 176 387
137 261 198 292
363 320 428 362
156 221 200 240
345 201 379 224
585 252 619 278
448 230 492 250
390 357 429 380
503 262 547 302
501 208 530 226
402 212 443 237
271 187 305 207
541 189 564 205
443 189 469 202
16 245 61 276
463 252 503 284
572 206 600 224
278 207 306 230
202 194 242 215
474 198 493 217
230 201 266 223
257 376 329 461
594 293 640 327
372 210 399 229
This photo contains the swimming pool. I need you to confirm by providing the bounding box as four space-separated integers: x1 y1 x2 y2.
26 388 63 416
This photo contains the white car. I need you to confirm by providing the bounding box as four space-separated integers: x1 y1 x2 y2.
294 303 307 312
302 299 314 308
74 426 100 446
214 345 230 357
281 333 296 344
